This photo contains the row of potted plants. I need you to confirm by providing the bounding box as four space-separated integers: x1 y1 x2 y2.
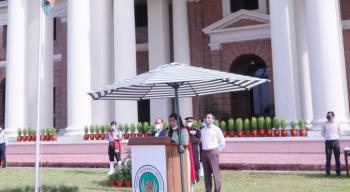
109 162 132 188
215 117 307 137
17 127 57 142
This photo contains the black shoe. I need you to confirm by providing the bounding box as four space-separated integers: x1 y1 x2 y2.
325 173 330 177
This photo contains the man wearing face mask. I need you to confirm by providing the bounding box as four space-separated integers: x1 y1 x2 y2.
0 126 7 168
107 121 123 175
185 117 201 183
201 113 225 192
321 111 343 177
152 118 167 137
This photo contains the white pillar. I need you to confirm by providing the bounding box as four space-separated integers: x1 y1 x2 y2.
5 0 28 135
293 0 313 128
67 0 92 133
147 0 172 122
172 0 193 119
26 1 54 129
270 0 302 121
114 0 138 124
91 0 114 125
305 0 350 132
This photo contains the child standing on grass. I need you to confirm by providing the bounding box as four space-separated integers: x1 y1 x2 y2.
0 126 7 168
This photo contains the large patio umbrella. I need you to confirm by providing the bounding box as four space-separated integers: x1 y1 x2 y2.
88 62 269 192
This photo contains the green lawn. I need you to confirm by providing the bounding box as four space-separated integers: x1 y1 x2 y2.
1 168 350 192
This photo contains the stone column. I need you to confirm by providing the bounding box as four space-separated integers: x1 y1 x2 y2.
172 0 193 119
270 0 302 122
26 1 54 129
305 0 350 133
90 0 114 125
5 0 28 136
67 0 92 134
147 0 172 122
293 0 313 128
114 0 138 124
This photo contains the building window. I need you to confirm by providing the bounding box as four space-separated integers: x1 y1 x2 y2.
230 0 259 13
135 3 148 27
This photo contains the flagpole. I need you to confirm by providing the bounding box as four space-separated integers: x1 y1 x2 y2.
35 0 46 191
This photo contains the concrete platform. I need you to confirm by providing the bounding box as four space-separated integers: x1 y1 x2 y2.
4 137 350 170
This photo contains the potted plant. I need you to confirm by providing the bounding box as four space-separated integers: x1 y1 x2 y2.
130 123 136 138
299 119 306 136
136 122 143 137
235 118 243 137
143 121 151 137
93 126 99 140
123 124 130 139
281 119 287 137
27 128 33 141
17 128 23 142
163 120 169 129
115 169 125 187
227 118 235 137
290 120 297 136
47 127 53 141
149 124 155 136
89 125 95 140
32 130 37 141
22 128 28 142
83 126 89 140
214 120 220 127
51 127 57 141
250 117 258 137
40 128 45 141
109 172 116 187
244 118 250 137
265 117 272 137
273 117 280 137
258 116 265 137
220 120 227 137
100 125 106 140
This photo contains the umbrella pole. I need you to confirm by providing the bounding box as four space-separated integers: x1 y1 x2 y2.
173 83 186 192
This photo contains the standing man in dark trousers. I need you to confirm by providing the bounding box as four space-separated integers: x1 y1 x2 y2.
321 111 343 177
201 113 225 192
0 126 7 168
185 117 201 183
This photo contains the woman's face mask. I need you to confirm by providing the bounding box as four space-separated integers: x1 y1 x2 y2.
186 122 193 127
172 126 178 130
155 124 162 130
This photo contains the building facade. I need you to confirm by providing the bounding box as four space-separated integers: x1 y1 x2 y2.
0 0 350 136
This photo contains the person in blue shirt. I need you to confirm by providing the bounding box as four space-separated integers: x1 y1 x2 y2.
152 117 168 137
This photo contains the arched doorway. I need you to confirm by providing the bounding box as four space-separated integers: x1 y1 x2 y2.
230 54 271 118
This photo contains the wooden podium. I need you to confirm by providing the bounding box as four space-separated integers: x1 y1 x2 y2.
128 137 189 192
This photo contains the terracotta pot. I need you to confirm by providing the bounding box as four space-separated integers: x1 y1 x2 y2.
244 130 250 137
100 134 106 140
17 136 22 142
95 133 100 140
273 129 280 137
281 129 288 137
89 134 94 140
250 130 257 137
33 136 37 141
223 131 228 137
123 134 129 139
266 129 273 137
299 129 306 136
52 135 57 141
228 131 235 137
125 180 132 187
290 129 297 137
83 134 89 140
236 130 243 137
109 180 115 187
145 133 152 137
116 180 123 187
258 128 265 137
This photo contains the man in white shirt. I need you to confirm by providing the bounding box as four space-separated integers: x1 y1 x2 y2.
201 113 225 192
321 111 343 176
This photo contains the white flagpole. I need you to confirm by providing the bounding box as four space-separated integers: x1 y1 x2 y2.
35 0 46 191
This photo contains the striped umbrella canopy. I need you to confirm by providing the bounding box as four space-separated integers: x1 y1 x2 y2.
88 62 269 100
88 62 269 192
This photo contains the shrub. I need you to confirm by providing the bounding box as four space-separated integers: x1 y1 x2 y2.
130 123 136 133
265 117 272 129
299 119 305 130
214 120 220 127
84 126 88 134
118 124 123 131
137 122 143 133
228 118 234 131
251 117 257 130
95 126 100 134
163 120 169 129
89 125 94 134
100 125 105 134
290 121 297 129
281 119 286 129
123 123 129 133
235 118 243 131
143 122 150 133
258 116 265 129
272 117 280 129
23 128 28 136
17 128 23 136
220 121 227 132
244 118 250 131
